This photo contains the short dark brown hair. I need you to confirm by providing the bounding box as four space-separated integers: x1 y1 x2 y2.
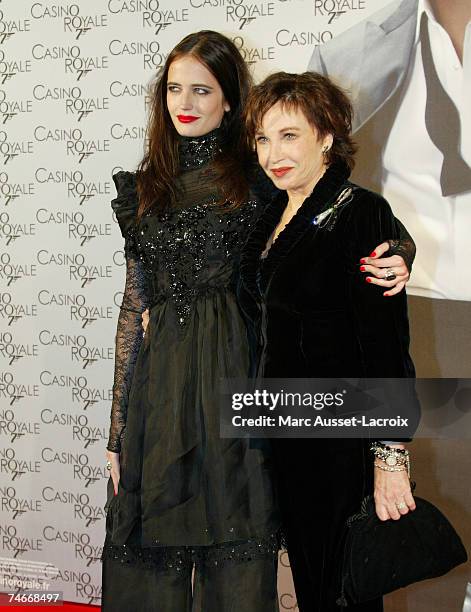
244 71 357 169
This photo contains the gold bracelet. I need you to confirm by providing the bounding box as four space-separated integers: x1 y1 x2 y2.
374 461 408 473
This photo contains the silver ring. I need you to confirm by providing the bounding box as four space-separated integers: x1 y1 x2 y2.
396 501 407 509
385 268 396 281
106 460 112 471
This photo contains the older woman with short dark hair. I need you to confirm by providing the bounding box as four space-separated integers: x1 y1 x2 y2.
239 72 417 612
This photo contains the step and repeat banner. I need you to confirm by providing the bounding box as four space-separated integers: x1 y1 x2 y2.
1 0 470 609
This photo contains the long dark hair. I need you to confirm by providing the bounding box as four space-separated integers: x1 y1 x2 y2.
137 31 252 218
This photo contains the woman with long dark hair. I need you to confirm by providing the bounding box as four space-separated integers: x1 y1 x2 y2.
101 31 281 612
101 31 415 611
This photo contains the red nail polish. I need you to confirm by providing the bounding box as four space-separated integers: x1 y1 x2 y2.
360 258 367 264
369 251 377 258
366 277 372 283
360 266 366 272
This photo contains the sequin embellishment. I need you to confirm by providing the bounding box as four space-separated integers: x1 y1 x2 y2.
136 198 257 326
178 128 221 170
101 531 281 571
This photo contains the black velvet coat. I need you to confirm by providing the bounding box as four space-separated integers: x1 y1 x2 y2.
239 161 415 382
238 161 416 612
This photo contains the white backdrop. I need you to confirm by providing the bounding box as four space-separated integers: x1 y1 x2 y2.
0 1 469 609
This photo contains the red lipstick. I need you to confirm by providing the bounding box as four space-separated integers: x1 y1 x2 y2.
272 167 293 178
177 115 199 123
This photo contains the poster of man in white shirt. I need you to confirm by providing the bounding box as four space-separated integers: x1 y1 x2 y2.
309 0 471 378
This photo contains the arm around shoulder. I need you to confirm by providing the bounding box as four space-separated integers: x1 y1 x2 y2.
344 189 415 378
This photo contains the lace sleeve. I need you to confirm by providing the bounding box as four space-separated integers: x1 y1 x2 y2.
107 251 150 453
107 170 150 453
388 217 416 273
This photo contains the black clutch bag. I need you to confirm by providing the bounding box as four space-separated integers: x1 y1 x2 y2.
336 485 468 607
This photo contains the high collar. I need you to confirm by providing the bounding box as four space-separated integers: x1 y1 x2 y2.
178 127 222 171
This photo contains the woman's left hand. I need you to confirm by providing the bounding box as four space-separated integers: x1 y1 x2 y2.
360 241 410 297
374 466 416 521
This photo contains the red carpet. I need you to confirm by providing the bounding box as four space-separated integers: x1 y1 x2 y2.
0 595 99 611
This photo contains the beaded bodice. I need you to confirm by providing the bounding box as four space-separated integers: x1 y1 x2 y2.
130 129 258 325
139 200 255 325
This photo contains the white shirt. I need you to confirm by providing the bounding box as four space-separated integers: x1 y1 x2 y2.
381 0 471 300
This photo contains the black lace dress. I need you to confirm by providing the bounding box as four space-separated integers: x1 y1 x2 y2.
100 130 281 610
